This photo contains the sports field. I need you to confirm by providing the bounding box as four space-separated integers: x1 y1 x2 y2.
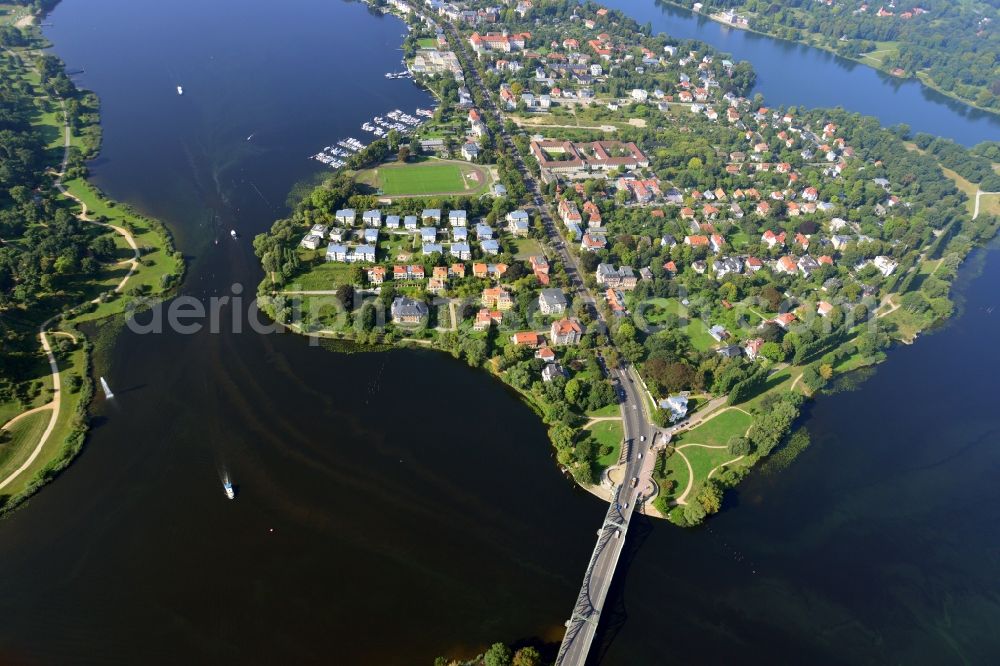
379 163 465 195
357 159 492 197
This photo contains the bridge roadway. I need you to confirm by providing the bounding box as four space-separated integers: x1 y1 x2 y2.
554 363 657 666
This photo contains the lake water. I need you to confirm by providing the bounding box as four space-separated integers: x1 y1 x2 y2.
602 0 1000 147
0 0 997 663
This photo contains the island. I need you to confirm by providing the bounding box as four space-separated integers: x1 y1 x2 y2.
661 0 1000 115
0 1 184 513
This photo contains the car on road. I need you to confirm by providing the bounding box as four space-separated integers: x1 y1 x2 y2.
640 435 646 442
630 477 638 488
638 453 643 459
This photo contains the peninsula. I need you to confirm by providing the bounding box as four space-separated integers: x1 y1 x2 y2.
255 0 999 531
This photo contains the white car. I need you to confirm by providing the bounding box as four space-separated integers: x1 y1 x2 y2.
640 435 646 442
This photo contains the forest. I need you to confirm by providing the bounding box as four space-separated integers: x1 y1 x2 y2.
670 0 1000 111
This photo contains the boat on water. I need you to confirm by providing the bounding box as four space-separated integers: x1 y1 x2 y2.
99 376 114 399
176 85 183 95
230 229 238 239
223 478 236 500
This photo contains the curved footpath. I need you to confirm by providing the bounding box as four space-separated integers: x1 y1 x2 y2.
0 103 140 492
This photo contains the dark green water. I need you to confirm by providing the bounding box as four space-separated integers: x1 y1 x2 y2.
0 0 996 664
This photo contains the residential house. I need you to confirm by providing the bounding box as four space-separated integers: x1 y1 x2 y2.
390 297 428 325
743 337 765 361
595 264 638 290
775 255 798 274
482 286 514 310
351 244 376 263
659 395 689 422
421 209 442 225
301 233 324 250
420 227 438 244
550 318 583 345
798 255 820 276
324 243 348 261
449 210 468 227
450 242 472 260
475 223 494 240
581 232 607 252
461 142 479 161
474 308 503 331
511 331 541 347
535 346 556 363
362 209 382 227
507 209 531 236
538 288 567 315
708 325 730 342
335 209 356 226
762 230 786 248
541 363 566 382
873 255 898 276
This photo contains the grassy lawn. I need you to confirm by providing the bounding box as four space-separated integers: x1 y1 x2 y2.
660 450 690 502
287 260 354 291
859 41 900 68
585 403 621 418
977 192 1000 218
585 419 623 469
638 297 720 351
677 443 746 483
881 306 927 342
0 344 89 500
513 237 543 260
0 411 50 481
674 408 751 447
416 38 438 49
357 159 492 197
0 2 31 27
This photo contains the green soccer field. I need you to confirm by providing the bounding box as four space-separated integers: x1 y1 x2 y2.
377 163 468 195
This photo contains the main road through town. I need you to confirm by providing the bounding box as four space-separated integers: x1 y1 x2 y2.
437 13 662 664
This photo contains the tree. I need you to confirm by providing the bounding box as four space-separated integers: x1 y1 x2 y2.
484 642 513 666
759 341 784 362
512 646 542 666
697 481 723 515
683 500 706 526
727 436 750 456
397 145 410 163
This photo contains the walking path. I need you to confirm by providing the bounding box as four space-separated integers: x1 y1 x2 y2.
0 98 139 492
0 328 61 492
708 455 746 480
0 403 54 434
583 415 622 428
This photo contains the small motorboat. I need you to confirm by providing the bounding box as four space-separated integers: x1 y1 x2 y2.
230 229 238 239
223 479 236 500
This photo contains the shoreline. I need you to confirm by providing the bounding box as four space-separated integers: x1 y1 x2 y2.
658 0 1000 120
0 7 185 514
